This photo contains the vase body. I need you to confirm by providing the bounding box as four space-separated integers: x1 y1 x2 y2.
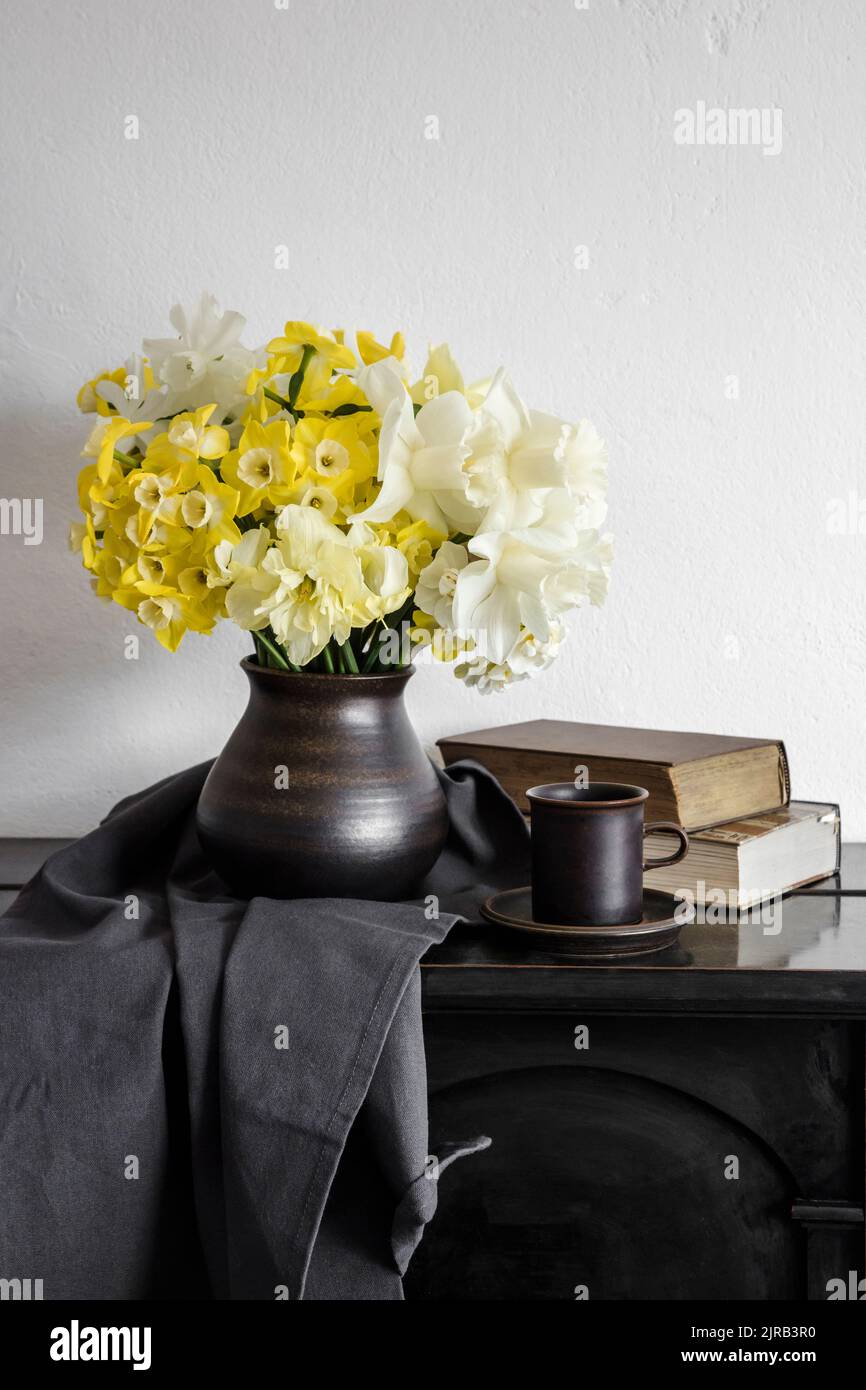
196 660 449 901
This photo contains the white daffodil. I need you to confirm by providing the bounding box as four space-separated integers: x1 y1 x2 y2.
541 528 614 611
351 388 479 533
508 619 567 674
452 491 609 664
549 417 607 515
452 529 557 664
143 293 262 417
415 540 470 629
454 619 566 693
350 356 410 414
209 526 272 589
96 354 171 448
265 549 363 667
452 650 513 693
465 370 609 532
345 522 411 621
273 500 347 553
226 504 366 665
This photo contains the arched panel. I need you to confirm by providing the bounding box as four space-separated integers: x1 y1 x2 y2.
408 1066 802 1301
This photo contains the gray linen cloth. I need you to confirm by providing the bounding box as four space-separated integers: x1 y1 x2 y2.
0 758 529 1301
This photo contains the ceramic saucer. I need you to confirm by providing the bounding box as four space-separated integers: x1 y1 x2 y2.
480 888 694 956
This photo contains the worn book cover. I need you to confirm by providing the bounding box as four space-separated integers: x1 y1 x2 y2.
438 719 790 830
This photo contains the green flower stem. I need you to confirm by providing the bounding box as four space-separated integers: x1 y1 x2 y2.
113 448 140 469
263 386 297 418
378 596 417 672
360 628 385 673
255 628 299 673
288 344 315 408
339 639 360 674
320 643 336 674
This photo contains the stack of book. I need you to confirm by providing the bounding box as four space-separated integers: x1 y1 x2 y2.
437 720 840 911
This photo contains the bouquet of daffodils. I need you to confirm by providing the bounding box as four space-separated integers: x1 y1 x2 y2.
72 295 612 691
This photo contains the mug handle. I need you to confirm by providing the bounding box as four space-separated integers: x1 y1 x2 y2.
643 822 689 871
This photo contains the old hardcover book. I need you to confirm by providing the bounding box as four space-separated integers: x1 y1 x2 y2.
437 719 790 830
643 801 840 909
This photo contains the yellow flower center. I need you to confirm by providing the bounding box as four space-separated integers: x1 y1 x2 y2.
179 567 209 599
315 439 349 475
301 486 338 517
238 448 274 488
138 556 165 584
438 568 459 597
169 421 200 451
406 540 433 572
181 490 212 528
134 474 167 510
138 597 175 631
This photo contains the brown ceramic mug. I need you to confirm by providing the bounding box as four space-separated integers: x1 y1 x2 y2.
526 782 689 927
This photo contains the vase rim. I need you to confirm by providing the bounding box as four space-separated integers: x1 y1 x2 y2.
240 657 414 684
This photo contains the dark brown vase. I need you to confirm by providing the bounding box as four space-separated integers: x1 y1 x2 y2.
196 659 449 901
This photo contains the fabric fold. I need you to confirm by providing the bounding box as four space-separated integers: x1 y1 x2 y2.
0 757 528 1299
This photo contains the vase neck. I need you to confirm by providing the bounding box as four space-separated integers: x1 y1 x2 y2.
241 658 414 697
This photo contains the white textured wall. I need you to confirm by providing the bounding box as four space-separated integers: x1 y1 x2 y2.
1 0 864 836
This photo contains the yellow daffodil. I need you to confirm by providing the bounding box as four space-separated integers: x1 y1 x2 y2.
116 537 228 627
220 419 295 515
111 497 190 555
330 328 406 369
164 405 230 461
76 461 129 533
71 297 611 676
292 483 340 518
122 459 196 545
160 464 241 549
410 343 465 406
89 528 137 599
112 583 214 651
295 419 352 479
83 416 151 485
299 372 380 435
69 515 98 569
177 562 227 622
254 352 334 422
267 322 357 372
243 358 283 399
77 366 128 415
117 526 204 584
394 518 448 578
356 329 406 366
289 417 374 516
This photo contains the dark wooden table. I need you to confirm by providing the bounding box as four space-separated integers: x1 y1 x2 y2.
3 840 865 1302
411 847 866 1301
